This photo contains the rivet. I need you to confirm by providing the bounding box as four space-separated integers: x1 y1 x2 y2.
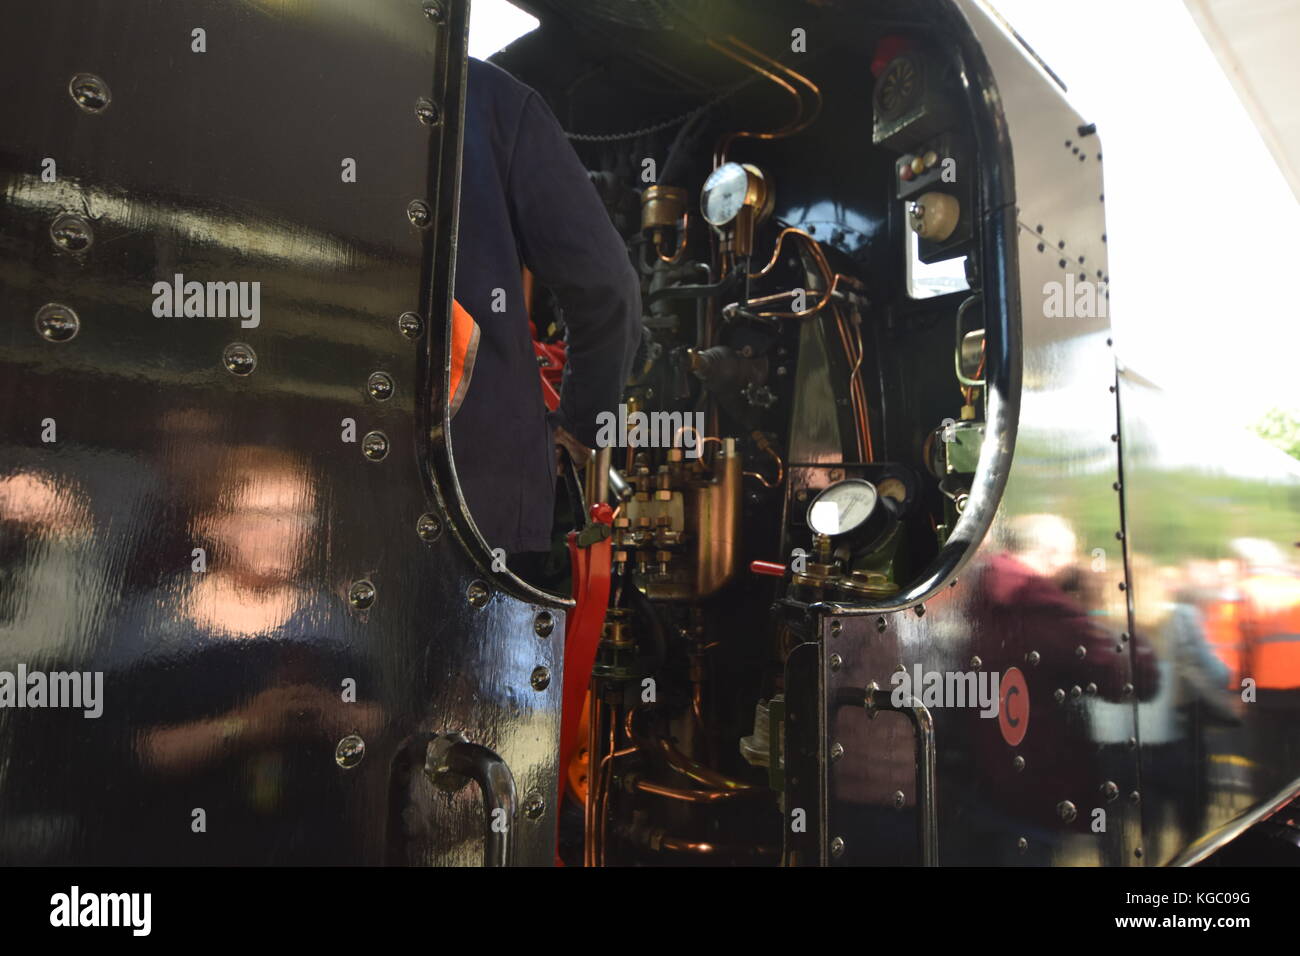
1112 481 1122 491
407 199 432 229
68 72 111 113
533 610 555 638
828 653 843 672
397 311 424 338
1127 737 1137 750
830 836 846 858
1070 685 1082 699
362 430 389 461
893 790 906 809
830 741 844 762
34 302 80 342
1026 650 1041 666
416 512 442 541
1121 682 1134 698
1101 780 1119 802
421 0 446 22
1115 530 1124 541
1134 846 1143 858
1085 682 1097 695
1075 645 1086 660
530 666 551 691
1057 800 1077 823
913 603 925 617
222 342 256 376
1121 632 1130 642
367 371 394 401
50 213 93 252
875 616 887 633
348 579 376 609
1012 755 1025 772
522 790 545 820
415 97 440 127
1053 688 1065 704
829 620 842 637
1118 581 1127 591
970 655 983 670
1016 837 1028 854
467 580 489 608
334 734 365 769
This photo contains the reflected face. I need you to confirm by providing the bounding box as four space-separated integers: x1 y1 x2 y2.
194 452 318 584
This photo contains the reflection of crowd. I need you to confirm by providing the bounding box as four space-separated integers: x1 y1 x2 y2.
965 515 1157 864
960 515 1300 864
1190 541 1300 800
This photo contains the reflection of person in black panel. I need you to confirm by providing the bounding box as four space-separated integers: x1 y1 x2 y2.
450 58 640 559
967 515 1158 862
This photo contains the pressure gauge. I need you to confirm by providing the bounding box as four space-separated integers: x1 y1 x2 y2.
807 479 881 537
700 162 773 228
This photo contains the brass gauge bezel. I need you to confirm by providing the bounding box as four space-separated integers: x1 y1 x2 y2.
700 162 774 228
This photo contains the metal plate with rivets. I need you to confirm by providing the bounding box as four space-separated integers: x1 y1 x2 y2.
0 0 565 866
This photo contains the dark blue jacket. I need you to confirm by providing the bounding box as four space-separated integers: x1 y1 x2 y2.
451 59 640 553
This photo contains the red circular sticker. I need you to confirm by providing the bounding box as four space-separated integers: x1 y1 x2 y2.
999 666 1029 746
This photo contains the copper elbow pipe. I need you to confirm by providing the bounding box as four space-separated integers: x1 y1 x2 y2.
632 779 757 803
626 707 755 792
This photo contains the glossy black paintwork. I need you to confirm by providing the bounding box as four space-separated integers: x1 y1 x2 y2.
0 0 564 866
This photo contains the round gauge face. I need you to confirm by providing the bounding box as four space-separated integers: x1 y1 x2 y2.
701 162 751 226
807 479 880 537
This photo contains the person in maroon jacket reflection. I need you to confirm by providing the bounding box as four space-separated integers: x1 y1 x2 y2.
966 514 1158 862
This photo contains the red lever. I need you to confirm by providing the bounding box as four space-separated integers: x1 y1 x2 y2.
750 559 787 577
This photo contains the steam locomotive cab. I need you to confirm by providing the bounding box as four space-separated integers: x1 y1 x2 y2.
2 0 1296 869
486 0 1024 865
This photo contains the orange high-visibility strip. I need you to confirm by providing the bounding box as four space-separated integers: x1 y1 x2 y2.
449 298 480 418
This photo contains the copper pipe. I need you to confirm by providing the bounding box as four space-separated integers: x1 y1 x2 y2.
710 40 804 167
593 712 636 867
656 835 781 858
597 708 622 866
655 737 753 792
710 36 823 167
583 693 601 866
633 779 759 803
754 272 853 319
626 706 754 792
831 304 872 461
748 227 831 280
743 440 784 488
655 213 690 264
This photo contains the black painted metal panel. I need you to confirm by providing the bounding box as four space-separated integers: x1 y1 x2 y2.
0 0 564 866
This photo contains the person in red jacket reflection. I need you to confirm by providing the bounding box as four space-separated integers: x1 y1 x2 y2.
965 514 1158 863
